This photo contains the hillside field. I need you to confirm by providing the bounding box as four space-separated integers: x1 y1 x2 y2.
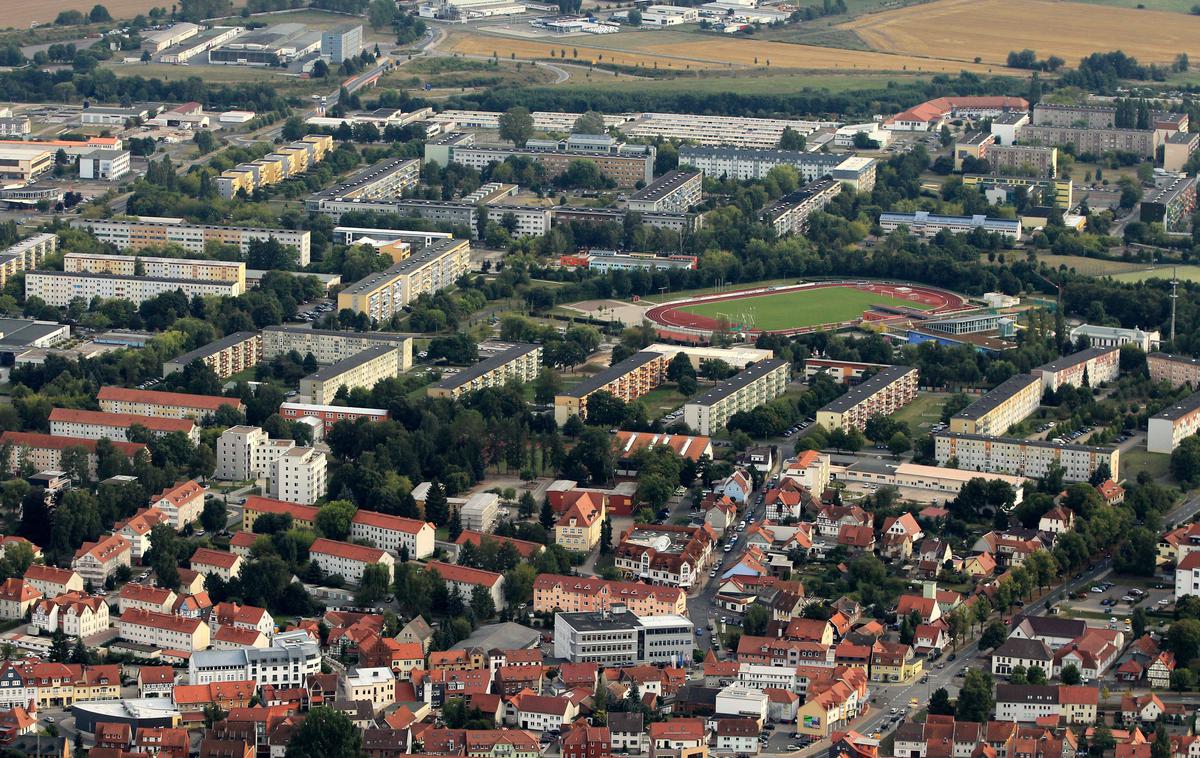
6 0 162 29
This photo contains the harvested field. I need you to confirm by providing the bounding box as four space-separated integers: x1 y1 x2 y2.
6 0 161 29
442 31 997 73
842 0 1200 66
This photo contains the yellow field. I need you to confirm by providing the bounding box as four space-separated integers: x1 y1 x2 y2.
443 31 998 74
6 0 162 28
843 0 1200 65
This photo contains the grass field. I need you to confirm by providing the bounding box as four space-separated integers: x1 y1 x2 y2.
1122 449 1172 482
1071 0 1200 12
675 285 936 331
568 71 931 95
842 0 1200 65
891 392 950 432
442 30 997 73
642 278 804 303
1112 265 1200 283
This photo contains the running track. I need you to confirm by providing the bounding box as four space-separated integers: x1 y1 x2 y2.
644 281 969 337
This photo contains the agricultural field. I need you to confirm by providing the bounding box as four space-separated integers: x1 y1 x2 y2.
5 0 161 29
672 285 937 331
441 30 996 74
386 57 558 90
842 0 1200 66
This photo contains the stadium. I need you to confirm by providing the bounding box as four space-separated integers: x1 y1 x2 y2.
644 281 970 342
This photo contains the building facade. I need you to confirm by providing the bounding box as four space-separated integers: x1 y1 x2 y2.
555 351 670 425
1148 389 1200 454
426 343 542 400
336 239 472 321
70 218 312 266
1149 352 1200 389
162 332 262 379
299 345 400 405
949 373 1042 436
934 432 1120 483
815 365 918 432
684 359 791 436
25 270 240 306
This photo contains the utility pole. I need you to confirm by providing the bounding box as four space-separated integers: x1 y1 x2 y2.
1170 267 1179 344
1032 269 1064 346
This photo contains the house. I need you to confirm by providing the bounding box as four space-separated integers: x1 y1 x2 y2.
562 722 611 758
737 446 774 473
113 508 171 561
783 618 834 646
425 561 506 611
1176 551 1200 601
715 718 760 755
398 616 435 653
962 552 997 578
210 602 275 638
1121 693 1164 724
991 638 1054 677
718 470 753 504
1058 685 1099 725
1038 506 1074 535
609 713 644 754
647 719 707 752
1096 479 1125 505
0 579 40 621
0 706 35 744
896 595 941 625
1147 651 1175 688
795 671 867 737
994 684 1061 722
494 665 547 696
837 525 876 553
190 548 243 581
358 635 425 680
133 728 189 758
880 513 923 560
118 608 210 651
118 583 177 615
30 591 109 637
137 666 176 698
913 624 947 655
815 505 870 539
763 483 810 522
213 627 269 649
1010 617 1088 648
892 715 983 758
509 690 577 732
870 642 922 682
765 688 800 723
554 494 604 553
150 480 206 529
71 534 131 587
1053 629 1121 680
702 495 739 533
829 731 880 758
340 667 397 713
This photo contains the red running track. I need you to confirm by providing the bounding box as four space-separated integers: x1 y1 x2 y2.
644 281 969 337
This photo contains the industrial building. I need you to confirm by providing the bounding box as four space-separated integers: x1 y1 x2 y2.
583 252 697 273
63 252 246 295
934 431 1120 483
1140 175 1197 232
949 374 1042 436
1032 347 1120 392
627 170 702 213
336 238 472 321
162 331 262 379
814 365 919 432
299 345 401 405
261 326 413 373
678 147 876 192
760 178 842 237
25 270 240 307
426 343 542 400
78 149 131 181
0 146 52 183
683 359 791 436
554 351 670 425
72 217 313 267
880 211 1021 241
1148 389 1200 454
1148 352 1200 389
209 23 322 66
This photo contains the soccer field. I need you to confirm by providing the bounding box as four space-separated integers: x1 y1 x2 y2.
675 286 936 331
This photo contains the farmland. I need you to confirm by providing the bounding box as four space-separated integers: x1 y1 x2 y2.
842 0 1200 66
6 0 162 29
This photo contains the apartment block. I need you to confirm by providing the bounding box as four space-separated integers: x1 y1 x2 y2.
30 591 108 637
1032 103 1118 128
627 170 702 213
118 608 210 652
1164 132 1199 172
150 480 205 529
63 252 246 294
279 402 387 432
309 538 395 585
425 561 506 611
162 331 262 379
336 239 471 321
760 178 842 237
261 326 413 372
678 146 876 191
269 447 327 505
0 233 56 287
70 218 312 266
426 343 542 400
815 366 918 433
1140 175 1197 233
1148 353 1200 389
189 631 320 687
554 351 670 425
879 211 1021 241
1019 125 1159 158
49 408 199 443
71 534 132 586
349 511 435 560
299 345 400 405
1148 389 1200 453
214 425 297 481
949 373 1041 436
98 387 243 419
532 574 687 617
216 135 332 200
684 359 791 436
304 156 421 212
551 206 702 235
1033 346 1120 392
239 497 317 532
934 432 1120 482
985 144 1058 178
25 270 240 306
961 174 1073 209
445 144 653 188
0 432 145 480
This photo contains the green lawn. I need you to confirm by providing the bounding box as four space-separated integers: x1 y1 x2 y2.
1121 448 1173 482
640 385 688 417
891 392 951 433
675 285 937 331
1111 265 1200 283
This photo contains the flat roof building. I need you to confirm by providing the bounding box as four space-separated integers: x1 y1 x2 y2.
25 270 240 307
553 607 693 666
336 239 472 321
299 345 400 405
427 342 542 400
627 170 702 214
761 178 842 237
935 431 1119 483
879 211 1020 241
0 233 55 287
1148 352 1200 389
1033 347 1120 392
815 365 918 433
949 373 1041 436
679 146 875 191
162 331 261 380
304 157 421 212
71 217 312 267
261 326 413 372
63 251 246 295
1148 389 1200 454
683 359 791 436
554 351 670 425
1140 174 1196 233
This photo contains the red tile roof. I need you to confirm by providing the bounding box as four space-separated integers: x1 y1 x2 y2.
119 583 175 605
351 510 431 534
455 530 543 559
98 386 240 412
154 480 205 507
24 564 79 585
49 408 196 434
120 608 205 634
0 578 39 603
614 431 711 462
74 533 131 562
190 548 240 570
426 560 502 587
309 538 388 564
1 431 145 456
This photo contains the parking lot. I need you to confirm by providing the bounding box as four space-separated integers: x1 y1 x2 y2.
1058 577 1174 633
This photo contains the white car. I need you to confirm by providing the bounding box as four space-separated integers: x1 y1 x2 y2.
1158 598 1172 606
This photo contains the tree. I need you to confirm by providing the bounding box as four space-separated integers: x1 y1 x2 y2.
498 107 534 147
599 516 613 555
742 604 770 636
367 0 398 29
48 630 71 662
778 126 805 150
929 687 954 716
1009 664 1027 685
888 432 911 458
193 130 216 155
447 506 462 541
470 584 495 619
1132 607 1147 639
627 8 642 25
980 620 1007 650
518 491 536 519
355 563 391 606
1168 619 1200 663
955 669 994 722
533 367 562 405
1171 435 1200 486
282 116 306 141
572 111 606 134
424 482 449 528
201 498 227 534
90 4 113 21
1060 663 1081 685
1152 725 1171 758
540 496 555 530
1026 665 1047 685
285 707 365 758
315 500 357 541
1170 668 1196 691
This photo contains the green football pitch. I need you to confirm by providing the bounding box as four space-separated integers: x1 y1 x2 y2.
675 286 937 331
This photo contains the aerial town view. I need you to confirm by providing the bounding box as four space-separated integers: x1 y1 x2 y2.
0 0 1194 756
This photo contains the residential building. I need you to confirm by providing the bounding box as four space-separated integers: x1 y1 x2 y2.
0 234 56 287
426 343 542 400
118 608 210 651
309 538 394 585
615 524 714 589
991 638 1054 676
871 642 922 682
214 425 297 481
190 548 243 581
189 631 321 687
683 359 791 436
562 723 611 758
879 211 1021 241
162 332 262 380
25 270 240 306
627 170 702 213
1020 124 1160 158
29 592 107 638
934 431 1119 482
22 565 83 599
949 373 1042 436
239 496 318 532
0 432 145 480
1069 324 1160 351
215 136 333 200
299 345 400 405
267 446 327 505
458 492 500 534
554 493 605 552
321 23 362 62
1033 347 1120 392
440 139 654 188
149 480 206 529
340 666 395 713
985 144 1058 178
425 561 505 610
815 365 918 433
349 510 435 560
555 351 670 425
279 402 387 433
336 239 472 321
678 146 876 191
961 174 1074 209
117 583 178 615
714 717 762 754
994 684 1063 722
97 387 243 419
1010 617 1089 648
1148 388 1200 453
1163 131 1199 172
532 574 687 617
553 606 693 665
72 534 131 586
261 326 413 372
305 157 422 212
113 508 171 561
1175 551 1200 601
49 408 198 443
1148 352 1200 389
509 691 578 732
0 579 39 621
1140 174 1197 232
760 178 843 237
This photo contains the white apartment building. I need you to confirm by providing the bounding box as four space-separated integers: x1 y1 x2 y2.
71 534 132 586
350 511 435 559
63 252 246 294
934 432 1120 483
994 685 1062 723
0 233 56 287
684 359 790 436
340 667 396 713
1033 347 1120 392
117 583 178 615
298 345 399 405
215 425 296 481
261 326 413 372
25 270 240 306
879 211 1021 242
268 447 327 505
737 663 800 693
1175 552 1200 601
425 561 506 611
638 115 830 150
23 565 83 599
71 218 312 266
150 480 206 529
309 538 395 585
459 492 500 533
190 548 244 581
0 579 39 621
715 686 770 722
118 608 211 652
627 170 702 214
29 592 109 638
49 408 199 443
189 631 321 687
1148 389 1200 454
949 374 1042 436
